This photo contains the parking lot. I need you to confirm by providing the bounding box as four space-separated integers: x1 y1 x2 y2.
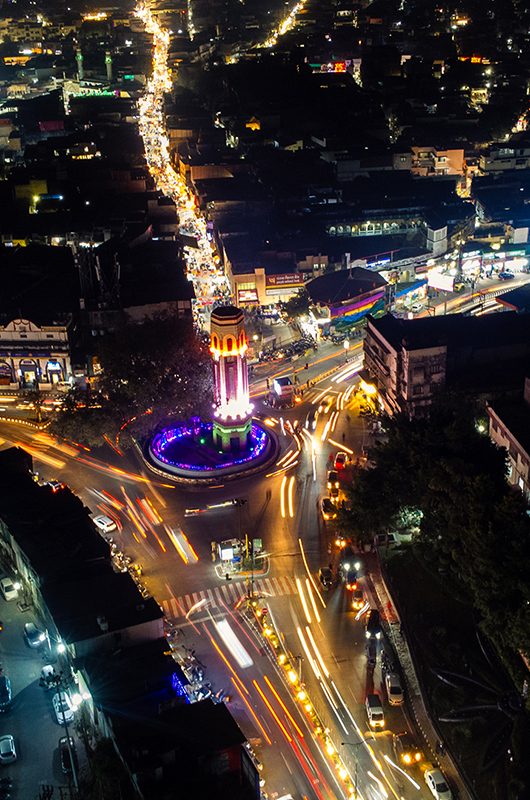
0 583 82 796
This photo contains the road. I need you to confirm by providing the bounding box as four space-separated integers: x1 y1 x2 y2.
0 354 432 800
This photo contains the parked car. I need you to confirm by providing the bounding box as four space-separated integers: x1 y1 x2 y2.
24 621 46 648
318 567 333 590
0 735 16 764
321 498 337 520
329 486 339 502
53 691 75 725
424 768 453 799
327 470 339 489
0 675 12 711
0 576 18 601
392 731 423 766
334 452 348 470
59 736 78 775
365 609 382 640
384 672 404 706
92 515 117 535
410 303 424 314
365 693 385 729
497 270 515 280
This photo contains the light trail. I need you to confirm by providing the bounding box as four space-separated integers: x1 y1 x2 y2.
328 439 354 455
215 619 253 669
263 675 305 738
280 475 287 518
383 755 421 790
295 578 312 624
230 677 272 745
253 680 293 743
298 539 326 608
305 626 329 679
288 475 295 518
305 578 321 623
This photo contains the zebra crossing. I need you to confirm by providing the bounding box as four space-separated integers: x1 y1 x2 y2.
162 574 298 618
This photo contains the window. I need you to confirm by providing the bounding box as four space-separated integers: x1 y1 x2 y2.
413 385 423 395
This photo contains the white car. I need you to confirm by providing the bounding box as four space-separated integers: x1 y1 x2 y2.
384 672 404 706
92 515 117 535
53 691 75 725
0 735 17 764
0 576 18 601
425 768 453 800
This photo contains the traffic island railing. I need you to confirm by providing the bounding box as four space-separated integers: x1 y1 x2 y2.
243 596 360 798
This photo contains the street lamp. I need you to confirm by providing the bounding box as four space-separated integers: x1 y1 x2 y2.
341 740 364 798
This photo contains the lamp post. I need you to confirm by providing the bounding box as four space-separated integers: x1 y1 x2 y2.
341 740 364 798
48 672 80 794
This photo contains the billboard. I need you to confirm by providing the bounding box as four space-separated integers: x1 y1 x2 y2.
237 288 259 304
265 273 304 288
428 270 455 292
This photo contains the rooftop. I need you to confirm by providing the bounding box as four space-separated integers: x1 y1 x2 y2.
307 267 387 305
367 311 530 352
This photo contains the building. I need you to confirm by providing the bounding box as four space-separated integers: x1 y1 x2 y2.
306 267 388 329
0 318 72 389
363 312 530 417
0 448 259 800
487 377 530 502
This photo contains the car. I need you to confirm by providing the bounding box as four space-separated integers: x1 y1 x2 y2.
305 408 318 431
0 735 16 764
384 672 404 706
0 576 18 601
59 736 78 775
344 569 358 591
392 731 424 767
424 768 453 799
24 621 46 648
410 303 424 314
321 498 337 520
334 452 348 470
339 548 360 578
45 479 65 493
352 589 365 611
318 567 333 590
365 693 385 729
0 676 12 711
319 395 334 414
365 609 382 640
92 515 117 535
497 270 515 280
327 470 339 489
53 691 75 725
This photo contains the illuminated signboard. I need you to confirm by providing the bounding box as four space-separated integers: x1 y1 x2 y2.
237 288 259 304
265 273 304 288
428 270 455 292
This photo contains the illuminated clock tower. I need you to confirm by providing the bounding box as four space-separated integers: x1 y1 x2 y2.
210 306 253 452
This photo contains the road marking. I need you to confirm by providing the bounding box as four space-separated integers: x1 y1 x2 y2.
161 575 299 619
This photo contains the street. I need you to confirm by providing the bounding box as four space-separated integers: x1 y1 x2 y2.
0 355 432 800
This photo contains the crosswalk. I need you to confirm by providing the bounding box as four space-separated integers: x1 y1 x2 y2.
162 574 298 618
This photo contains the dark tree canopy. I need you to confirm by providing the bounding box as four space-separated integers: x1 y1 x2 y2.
52 315 213 447
343 396 530 661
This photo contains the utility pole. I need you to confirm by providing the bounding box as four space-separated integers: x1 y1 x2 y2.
341 740 363 799
48 673 80 795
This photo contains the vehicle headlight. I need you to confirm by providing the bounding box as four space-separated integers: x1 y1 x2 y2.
376 632 381 639
38 633 46 642
365 631 370 639
343 562 350 570
354 561 361 571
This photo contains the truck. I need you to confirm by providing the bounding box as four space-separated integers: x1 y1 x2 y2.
268 376 294 408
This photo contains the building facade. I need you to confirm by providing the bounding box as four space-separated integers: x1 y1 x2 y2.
487 377 530 501
0 318 72 389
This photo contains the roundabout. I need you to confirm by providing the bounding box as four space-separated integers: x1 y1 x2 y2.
146 305 278 482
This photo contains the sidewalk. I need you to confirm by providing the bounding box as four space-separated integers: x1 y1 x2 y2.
366 552 475 800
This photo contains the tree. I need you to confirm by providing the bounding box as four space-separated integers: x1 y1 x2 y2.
24 387 46 423
282 289 310 318
343 393 530 673
52 315 213 448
